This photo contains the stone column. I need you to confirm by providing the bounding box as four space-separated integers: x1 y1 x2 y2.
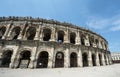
12 48 21 68
50 27 56 41
34 25 41 40
47 46 54 68
64 28 69 43
6 25 14 40
17 24 26 40
39 27 43 41
28 47 37 69
102 42 105 50
9 46 19 68
77 47 82 67
2 23 11 39
88 49 92 67
23 26 29 40
55 30 58 42
17 30 23 39
13 57 20 68
64 48 70 68
75 31 80 45
102 52 105 66
96 51 100 66
106 54 109 65
98 40 102 48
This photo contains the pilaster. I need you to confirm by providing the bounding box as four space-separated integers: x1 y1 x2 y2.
34 24 41 40
64 28 69 43
96 51 100 66
64 48 70 68
9 46 19 68
85 34 90 46
2 23 11 39
77 47 82 67
17 23 26 40
47 46 54 68
39 27 43 41
75 31 80 45
6 25 14 40
102 52 105 66
50 26 56 41
28 47 37 69
88 49 92 67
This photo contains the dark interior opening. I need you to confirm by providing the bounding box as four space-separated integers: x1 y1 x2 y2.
37 51 48 68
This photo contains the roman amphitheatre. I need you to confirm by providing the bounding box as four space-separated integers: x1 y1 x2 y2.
0 16 112 69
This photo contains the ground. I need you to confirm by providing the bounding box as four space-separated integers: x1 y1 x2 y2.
0 64 120 77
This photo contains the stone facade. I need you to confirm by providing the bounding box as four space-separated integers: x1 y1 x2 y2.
0 16 112 69
111 52 120 63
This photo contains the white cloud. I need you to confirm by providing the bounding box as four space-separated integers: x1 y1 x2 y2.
86 17 110 29
86 14 120 32
110 25 120 31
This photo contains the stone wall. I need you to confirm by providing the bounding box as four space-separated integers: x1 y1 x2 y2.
0 17 112 68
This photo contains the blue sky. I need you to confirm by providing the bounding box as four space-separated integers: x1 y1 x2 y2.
0 0 120 52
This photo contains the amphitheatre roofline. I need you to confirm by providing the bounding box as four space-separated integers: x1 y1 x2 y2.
0 16 108 43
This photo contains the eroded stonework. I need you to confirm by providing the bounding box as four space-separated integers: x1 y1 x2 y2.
0 16 112 68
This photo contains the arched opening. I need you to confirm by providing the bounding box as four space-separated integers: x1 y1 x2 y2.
0 27 6 39
11 27 21 39
70 32 76 44
99 54 102 66
37 51 48 68
70 52 77 67
18 51 31 68
95 39 99 47
105 44 107 50
57 30 64 43
1 50 13 67
55 52 64 68
89 36 94 47
92 54 96 66
104 55 107 65
82 53 88 67
81 34 85 45
101 41 103 49
43 28 51 41
26 27 36 40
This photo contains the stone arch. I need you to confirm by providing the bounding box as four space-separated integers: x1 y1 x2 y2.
0 26 6 39
89 36 94 47
99 54 103 66
36 51 49 68
57 30 65 43
95 39 99 47
1 50 13 67
26 27 36 40
11 26 21 39
43 28 51 41
70 32 76 44
101 41 104 49
104 44 107 50
70 52 77 67
18 50 31 68
81 34 86 45
82 53 88 67
55 52 64 68
92 54 96 66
